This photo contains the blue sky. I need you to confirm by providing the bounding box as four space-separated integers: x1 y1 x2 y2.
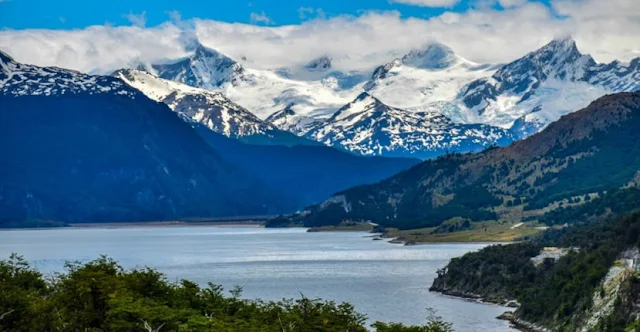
0 0 550 29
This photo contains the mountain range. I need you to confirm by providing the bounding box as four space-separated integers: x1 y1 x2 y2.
128 37 639 159
2 35 639 225
458 38 640 136
0 52 419 225
302 92 515 159
270 91 640 230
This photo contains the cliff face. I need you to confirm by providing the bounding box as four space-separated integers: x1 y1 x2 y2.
578 248 640 331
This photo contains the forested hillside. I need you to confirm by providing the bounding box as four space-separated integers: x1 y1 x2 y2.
430 188 640 331
271 92 640 230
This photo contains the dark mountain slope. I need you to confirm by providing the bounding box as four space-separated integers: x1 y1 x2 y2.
0 53 292 226
192 127 420 208
274 92 640 229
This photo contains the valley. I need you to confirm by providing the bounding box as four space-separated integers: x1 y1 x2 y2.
1 7 640 330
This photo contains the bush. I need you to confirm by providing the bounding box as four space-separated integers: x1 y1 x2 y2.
0 255 450 332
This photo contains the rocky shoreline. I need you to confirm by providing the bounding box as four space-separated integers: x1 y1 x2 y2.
429 286 520 306
428 287 547 332
496 312 550 332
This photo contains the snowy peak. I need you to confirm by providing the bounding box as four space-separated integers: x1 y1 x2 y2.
585 57 640 93
192 43 233 63
114 68 277 138
306 91 515 158
265 103 322 135
458 36 640 131
364 42 496 109
497 37 596 83
539 37 579 54
401 42 459 69
150 42 245 89
0 54 137 98
368 43 462 81
330 92 385 121
305 56 333 72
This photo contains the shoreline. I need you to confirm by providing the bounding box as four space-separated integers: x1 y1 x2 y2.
309 225 517 245
0 221 269 231
428 287 515 306
69 221 266 228
429 288 547 332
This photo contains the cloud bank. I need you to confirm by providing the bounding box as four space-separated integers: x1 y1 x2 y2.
0 0 638 74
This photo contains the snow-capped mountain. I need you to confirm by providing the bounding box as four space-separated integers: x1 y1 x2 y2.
304 92 515 159
114 69 285 139
363 42 497 111
458 37 640 132
400 42 468 70
264 103 321 135
0 50 137 98
150 43 245 89
134 37 639 158
276 55 368 90
141 43 360 121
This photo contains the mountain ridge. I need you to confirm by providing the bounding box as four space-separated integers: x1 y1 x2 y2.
302 92 516 159
458 37 640 130
113 69 314 146
270 91 640 229
128 37 639 159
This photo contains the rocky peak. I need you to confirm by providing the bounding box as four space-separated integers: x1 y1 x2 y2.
265 103 296 123
193 43 228 61
281 103 296 116
0 49 14 65
328 92 389 122
150 41 244 89
305 55 333 72
495 37 596 85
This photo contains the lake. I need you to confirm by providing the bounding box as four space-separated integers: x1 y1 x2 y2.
0 226 514 331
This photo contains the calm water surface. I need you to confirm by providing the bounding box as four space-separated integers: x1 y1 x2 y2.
0 226 514 331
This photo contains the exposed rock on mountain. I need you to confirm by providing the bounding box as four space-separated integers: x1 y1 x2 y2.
303 92 515 159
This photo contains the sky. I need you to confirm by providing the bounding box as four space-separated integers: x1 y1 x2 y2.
0 0 638 73
0 0 548 29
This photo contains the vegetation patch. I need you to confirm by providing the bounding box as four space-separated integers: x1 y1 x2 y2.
0 255 453 332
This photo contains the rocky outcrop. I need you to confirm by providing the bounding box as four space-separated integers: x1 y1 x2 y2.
578 248 640 331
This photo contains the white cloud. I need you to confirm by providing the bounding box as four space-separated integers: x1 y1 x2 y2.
249 11 274 25
390 0 460 7
166 10 182 22
0 0 637 74
298 7 327 20
124 11 147 28
498 0 528 8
